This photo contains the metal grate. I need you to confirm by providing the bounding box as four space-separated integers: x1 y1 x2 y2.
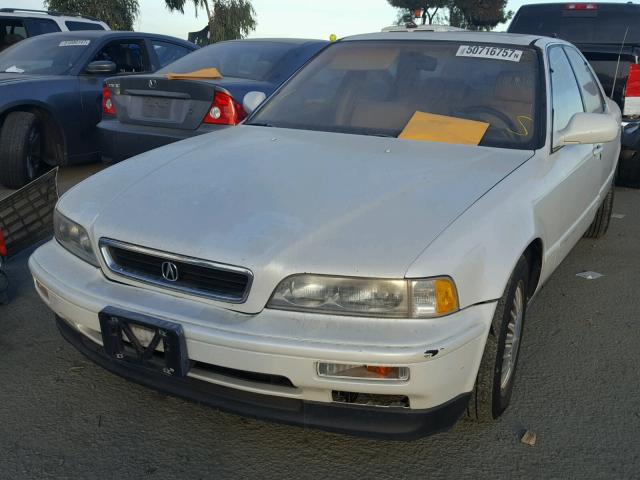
100 238 253 303
0 169 58 257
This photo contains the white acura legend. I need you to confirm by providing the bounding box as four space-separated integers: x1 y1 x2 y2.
29 31 620 439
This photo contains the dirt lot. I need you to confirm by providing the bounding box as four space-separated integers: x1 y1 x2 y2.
1 186 639 479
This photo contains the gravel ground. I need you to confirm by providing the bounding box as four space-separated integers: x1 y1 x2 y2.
1 187 639 479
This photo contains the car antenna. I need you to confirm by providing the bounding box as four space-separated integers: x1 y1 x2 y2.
611 26 630 98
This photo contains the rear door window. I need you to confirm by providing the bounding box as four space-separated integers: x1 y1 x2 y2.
151 40 192 68
563 47 605 114
91 41 150 73
25 18 61 36
549 46 585 138
65 21 105 31
0 18 27 51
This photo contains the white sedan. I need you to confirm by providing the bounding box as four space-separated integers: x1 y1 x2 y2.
29 31 620 439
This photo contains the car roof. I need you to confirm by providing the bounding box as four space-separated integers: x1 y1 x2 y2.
341 30 559 47
0 9 103 23
517 2 640 8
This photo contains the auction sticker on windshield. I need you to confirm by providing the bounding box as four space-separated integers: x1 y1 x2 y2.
59 40 91 47
456 45 523 62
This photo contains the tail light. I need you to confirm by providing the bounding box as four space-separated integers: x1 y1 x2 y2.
624 64 640 117
102 85 116 116
0 230 7 258
203 91 246 125
565 3 598 10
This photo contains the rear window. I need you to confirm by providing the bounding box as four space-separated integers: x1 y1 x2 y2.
249 40 541 150
158 41 300 81
65 21 104 31
509 4 640 44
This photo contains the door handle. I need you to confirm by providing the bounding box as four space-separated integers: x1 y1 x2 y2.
593 144 603 158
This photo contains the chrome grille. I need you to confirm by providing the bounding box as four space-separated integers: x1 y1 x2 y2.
99 238 252 303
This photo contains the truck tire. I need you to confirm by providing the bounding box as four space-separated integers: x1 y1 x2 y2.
583 184 614 239
468 255 529 421
0 112 43 189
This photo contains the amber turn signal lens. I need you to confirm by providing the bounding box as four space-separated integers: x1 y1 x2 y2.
317 362 409 381
435 278 458 314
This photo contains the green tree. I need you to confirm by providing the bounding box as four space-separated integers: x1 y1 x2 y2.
450 0 512 30
388 0 449 25
388 0 511 30
44 0 139 31
165 0 256 44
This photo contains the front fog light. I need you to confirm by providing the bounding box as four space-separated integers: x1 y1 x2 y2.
317 362 409 381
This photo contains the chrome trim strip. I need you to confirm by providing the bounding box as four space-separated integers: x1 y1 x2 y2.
99 238 253 304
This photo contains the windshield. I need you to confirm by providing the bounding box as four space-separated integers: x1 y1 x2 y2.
248 40 541 149
158 41 298 81
0 35 90 75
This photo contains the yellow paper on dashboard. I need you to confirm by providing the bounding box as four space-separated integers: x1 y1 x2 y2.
399 111 489 145
165 68 222 80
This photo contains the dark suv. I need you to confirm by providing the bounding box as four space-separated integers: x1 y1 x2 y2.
508 2 640 185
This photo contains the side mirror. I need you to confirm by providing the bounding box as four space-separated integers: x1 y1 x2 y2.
553 112 620 149
242 91 267 115
86 60 116 75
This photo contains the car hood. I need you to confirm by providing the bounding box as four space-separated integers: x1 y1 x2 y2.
59 126 533 313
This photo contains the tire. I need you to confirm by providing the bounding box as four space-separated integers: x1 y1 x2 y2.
583 184 614 239
468 255 529 421
616 149 640 188
0 112 43 189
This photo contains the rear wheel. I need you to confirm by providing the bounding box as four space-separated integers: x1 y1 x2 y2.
468 255 529 421
583 184 614 239
0 112 43 189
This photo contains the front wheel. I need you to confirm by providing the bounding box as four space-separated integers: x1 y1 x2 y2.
468 255 529 421
0 111 43 189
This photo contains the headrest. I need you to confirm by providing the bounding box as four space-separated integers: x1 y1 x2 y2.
494 71 535 103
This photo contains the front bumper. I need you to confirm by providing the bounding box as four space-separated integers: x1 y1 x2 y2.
29 240 496 438
56 314 470 439
98 118 226 164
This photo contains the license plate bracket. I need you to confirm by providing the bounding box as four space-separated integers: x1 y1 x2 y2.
99 307 190 377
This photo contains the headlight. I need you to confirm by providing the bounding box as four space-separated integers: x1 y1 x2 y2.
53 210 99 267
267 274 458 318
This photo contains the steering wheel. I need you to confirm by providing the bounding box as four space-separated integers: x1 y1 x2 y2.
455 106 520 135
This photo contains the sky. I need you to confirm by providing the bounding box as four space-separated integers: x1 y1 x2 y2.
0 0 632 40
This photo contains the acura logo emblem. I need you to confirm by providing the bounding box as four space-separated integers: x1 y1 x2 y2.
148 79 157 89
161 261 179 282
